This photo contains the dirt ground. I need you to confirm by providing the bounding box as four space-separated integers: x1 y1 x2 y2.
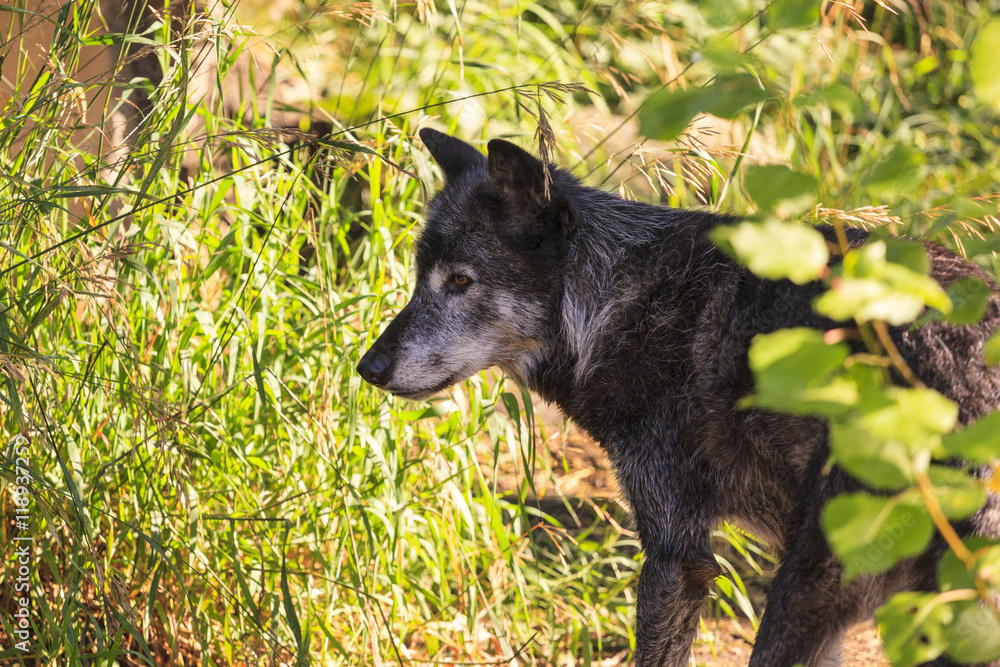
692 619 889 666
493 395 893 667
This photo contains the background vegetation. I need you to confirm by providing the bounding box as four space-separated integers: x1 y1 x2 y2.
0 0 998 665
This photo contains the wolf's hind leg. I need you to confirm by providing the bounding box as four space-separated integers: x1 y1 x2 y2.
747 488 907 667
747 546 866 667
633 545 720 667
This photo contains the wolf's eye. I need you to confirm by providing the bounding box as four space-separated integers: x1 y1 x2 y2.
451 274 472 288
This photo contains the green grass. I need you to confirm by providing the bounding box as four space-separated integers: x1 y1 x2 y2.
0 0 998 665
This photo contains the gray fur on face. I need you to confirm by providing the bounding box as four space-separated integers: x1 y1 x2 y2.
382 269 548 400
357 130 1000 667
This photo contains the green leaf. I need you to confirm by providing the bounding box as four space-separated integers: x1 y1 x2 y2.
228 529 264 631
245 456 270 472
80 31 161 47
862 144 926 200
856 387 958 451
971 18 1000 108
823 492 934 579
816 241 951 325
711 220 829 284
876 592 951 667
833 385 964 490
704 76 773 118
927 466 987 520
743 165 819 217
962 234 1000 260
699 0 754 27
985 331 1000 366
974 544 1000 596
831 421 914 490
793 83 863 120
913 56 940 77
769 0 820 29
938 538 1000 596
937 546 976 593
251 343 270 426
639 76 771 142
701 36 746 72
745 328 857 415
944 603 1000 664
942 278 992 325
940 411 1000 464
279 523 307 667
817 284 894 321
749 328 845 371
398 401 458 421
639 87 709 142
882 236 930 275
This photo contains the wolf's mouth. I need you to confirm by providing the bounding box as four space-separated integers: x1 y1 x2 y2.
387 374 462 401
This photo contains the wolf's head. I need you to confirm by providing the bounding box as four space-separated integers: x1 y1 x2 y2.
356 129 575 400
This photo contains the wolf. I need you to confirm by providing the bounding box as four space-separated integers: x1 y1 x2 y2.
356 129 1000 667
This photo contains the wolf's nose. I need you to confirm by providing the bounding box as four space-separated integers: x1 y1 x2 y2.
357 351 392 386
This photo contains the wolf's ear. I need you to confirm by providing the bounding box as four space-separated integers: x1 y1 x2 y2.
487 139 574 243
420 128 486 180
486 139 549 201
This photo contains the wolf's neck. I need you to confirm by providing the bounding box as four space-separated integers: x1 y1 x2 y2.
528 198 736 436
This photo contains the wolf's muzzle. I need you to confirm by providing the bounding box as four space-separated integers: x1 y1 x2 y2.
356 350 393 387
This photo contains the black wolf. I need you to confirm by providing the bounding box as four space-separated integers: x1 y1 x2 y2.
357 129 1000 666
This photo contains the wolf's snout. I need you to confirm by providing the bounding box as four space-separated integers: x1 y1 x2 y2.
357 350 393 386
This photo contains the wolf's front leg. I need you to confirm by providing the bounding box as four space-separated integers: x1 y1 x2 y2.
608 427 719 666
634 546 719 667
